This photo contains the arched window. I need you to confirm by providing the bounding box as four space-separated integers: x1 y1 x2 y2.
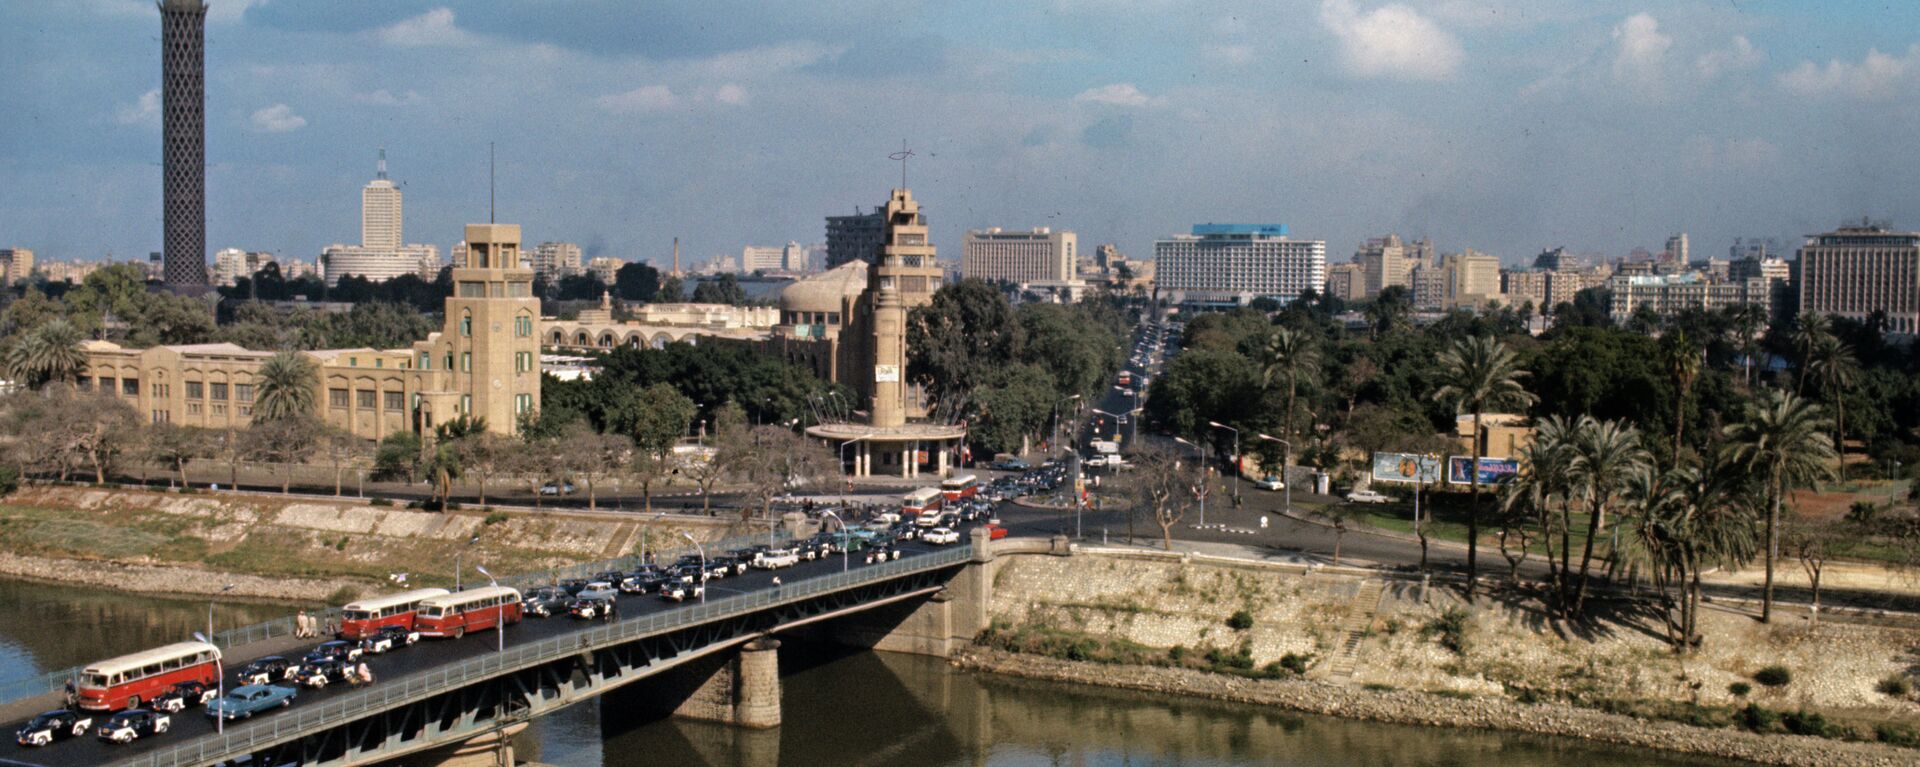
459 311 473 337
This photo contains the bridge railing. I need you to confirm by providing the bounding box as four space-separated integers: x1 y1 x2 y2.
112 544 973 767
0 529 787 707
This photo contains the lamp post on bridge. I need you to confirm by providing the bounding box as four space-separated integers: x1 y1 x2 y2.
1208 421 1240 502
475 565 503 652
1172 437 1206 526
1256 433 1291 520
195 583 236 734
680 532 706 602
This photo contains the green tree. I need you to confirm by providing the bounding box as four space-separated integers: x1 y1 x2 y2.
1432 336 1535 599
254 352 319 421
907 280 1019 415
1805 334 1859 475
1720 390 1835 623
968 363 1056 456
614 262 660 302
4 319 86 389
426 415 486 507
1261 326 1321 456
372 431 423 482
1790 313 1831 395
144 424 214 489
243 415 323 493
1661 330 1702 461
690 273 748 305
1563 416 1651 616
657 275 686 302
622 382 697 457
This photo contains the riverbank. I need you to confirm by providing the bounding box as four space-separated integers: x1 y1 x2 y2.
953 648 1911 767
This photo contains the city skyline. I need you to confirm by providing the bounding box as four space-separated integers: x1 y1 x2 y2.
5 1 1920 269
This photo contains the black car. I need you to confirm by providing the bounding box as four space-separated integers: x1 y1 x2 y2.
567 596 616 620
16 710 90 747
358 624 417 654
557 578 590 595
889 522 919 542
235 656 295 686
669 564 706 584
295 658 355 689
591 570 626 586
151 680 215 713
521 586 570 618
709 555 749 577
302 640 361 665
618 568 664 594
95 709 169 744
864 543 902 564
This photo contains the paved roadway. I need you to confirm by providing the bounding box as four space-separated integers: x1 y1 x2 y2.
2 520 985 767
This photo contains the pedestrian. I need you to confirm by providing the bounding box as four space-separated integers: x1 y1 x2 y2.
356 662 374 686
63 679 76 708
296 611 309 638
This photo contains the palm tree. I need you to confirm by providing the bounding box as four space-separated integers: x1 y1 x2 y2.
1432 336 1536 599
253 352 318 421
1805 334 1858 476
1261 326 1320 452
1790 313 1831 395
5 319 86 389
1724 303 1766 389
1720 389 1834 622
1660 331 1701 462
1563 416 1650 616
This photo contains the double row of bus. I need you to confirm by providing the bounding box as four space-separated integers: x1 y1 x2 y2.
73 586 524 713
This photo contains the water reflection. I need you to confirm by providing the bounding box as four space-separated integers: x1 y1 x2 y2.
519 642 1740 767
0 578 296 688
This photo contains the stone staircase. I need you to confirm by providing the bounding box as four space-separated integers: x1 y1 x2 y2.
1324 579 1387 680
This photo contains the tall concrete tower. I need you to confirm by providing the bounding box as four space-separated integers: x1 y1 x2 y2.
867 188 941 428
159 0 209 287
362 149 403 249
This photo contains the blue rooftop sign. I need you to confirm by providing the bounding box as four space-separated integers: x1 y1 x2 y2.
1192 224 1288 237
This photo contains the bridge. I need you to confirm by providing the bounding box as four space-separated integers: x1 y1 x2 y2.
3 525 1012 767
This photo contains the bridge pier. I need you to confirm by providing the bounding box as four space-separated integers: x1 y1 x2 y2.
398 722 525 767
810 526 996 657
672 637 783 728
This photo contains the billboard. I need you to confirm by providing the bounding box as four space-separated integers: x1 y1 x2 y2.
1371 452 1442 484
1447 456 1520 485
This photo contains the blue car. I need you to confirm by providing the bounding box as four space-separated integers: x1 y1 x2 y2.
206 684 296 720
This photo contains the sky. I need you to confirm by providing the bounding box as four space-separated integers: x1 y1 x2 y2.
4 0 1920 269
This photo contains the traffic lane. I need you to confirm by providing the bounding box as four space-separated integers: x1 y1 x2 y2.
7 524 980 767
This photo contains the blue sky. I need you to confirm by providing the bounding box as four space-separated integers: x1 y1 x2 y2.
3 0 1919 268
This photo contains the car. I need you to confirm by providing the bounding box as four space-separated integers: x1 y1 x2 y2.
294 658 354 688
922 527 960 545
206 685 296 721
358 625 418 654
986 523 1009 540
889 522 919 542
16 710 91 747
538 481 576 495
752 548 799 569
617 568 663 594
1346 489 1392 504
669 565 707 585
710 554 750 577
95 709 168 744
568 596 616 620
151 681 216 713
303 640 363 665
575 581 618 601
1084 455 1109 468
556 578 591 595
863 543 902 564
235 656 296 686
658 581 703 602
591 570 627 586
1121 388 1135 397
522 586 570 617
990 458 1031 471
1116 415 1130 425
1253 476 1285 491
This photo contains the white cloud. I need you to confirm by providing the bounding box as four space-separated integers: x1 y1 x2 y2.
1610 13 1670 86
714 84 749 106
1778 45 1918 100
1073 83 1155 107
597 85 678 114
116 89 159 125
1683 135 1780 173
1319 0 1464 82
374 8 477 47
1695 35 1763 79
1203 44 1258 67
354 89 425 106
248 104 307 133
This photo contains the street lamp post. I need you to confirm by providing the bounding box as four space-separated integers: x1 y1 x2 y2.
1051 394 1081 456
640 512 666 565
1256 434 1292 520
820 510 847 572
198 583 234 733
679 532 706 602
453 534 479 591
474 565 503 652
1209 421 1240 501
1172 437 1206 526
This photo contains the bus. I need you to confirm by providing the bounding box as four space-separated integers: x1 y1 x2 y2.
415 587 524 639
1118 370 1132 387
901 487 943 520
337 587 452 639
940 474 979 502
77 642 221 712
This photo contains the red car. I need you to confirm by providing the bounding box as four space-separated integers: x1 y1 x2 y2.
985 524 1008 540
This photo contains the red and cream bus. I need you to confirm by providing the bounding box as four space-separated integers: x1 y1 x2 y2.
337 588 452 639
939 474 979 502
414 587 524 639
76 642 221 712
901 487 943 520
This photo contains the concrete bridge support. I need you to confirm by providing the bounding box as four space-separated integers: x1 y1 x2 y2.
814 527 996 657
393 722 525 767
673 637 783 729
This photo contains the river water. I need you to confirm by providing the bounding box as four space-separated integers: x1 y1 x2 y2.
0 579 1738 766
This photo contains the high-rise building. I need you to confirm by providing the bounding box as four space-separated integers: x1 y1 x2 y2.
1154 224 1326 305
1664 233 1689 265
0 248 34 284
529 242 582 278
1324 262 1364 301
961 227 1078 285
159 0 209 288
585 256 625 284
210 248 277 287
1413 250 1503 310
1532 247 1582 272
825 209 886 268
1609 273 1774 323
742 242 808 273
1797 222 1920 334
1354 234 1428 298
362 149 402 250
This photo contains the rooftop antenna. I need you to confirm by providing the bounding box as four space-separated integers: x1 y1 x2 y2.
889 140 914 189
488 142 496 223
376 147 387 180
673 237 681 276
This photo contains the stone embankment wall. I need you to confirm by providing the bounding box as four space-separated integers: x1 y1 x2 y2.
0 485 733 600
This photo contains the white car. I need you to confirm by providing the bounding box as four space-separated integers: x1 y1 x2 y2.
922 527 961 545
1253 476 1284 491
576 581 618 601
1345 489 1392 504
752 548 799 569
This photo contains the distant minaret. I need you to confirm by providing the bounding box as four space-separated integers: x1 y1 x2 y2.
159 0 209 287
672 237 682 277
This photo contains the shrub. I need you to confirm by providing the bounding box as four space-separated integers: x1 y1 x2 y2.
1204 645 1254 671
1875 675 1913 698
1362 682 1396 692
370 498 393 507
1167 646 1187 663
1876 722 1920 748
1780 710 1831 738
1847 501 1881 524
1753 666 1792 688
0 466 19 496
1736 703 1778 733
1728 682 1752 698
483 511 510 526
1422 607 1472 655
1227 610 1254 630
1278 652 1314 676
